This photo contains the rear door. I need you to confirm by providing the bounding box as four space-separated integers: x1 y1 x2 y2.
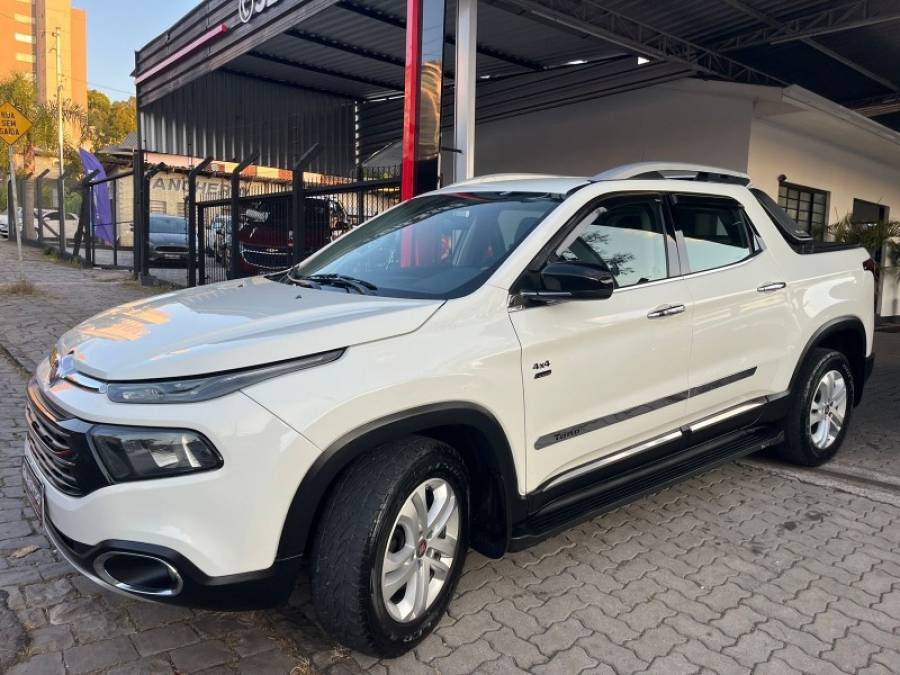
668 193 800 420
510 193 694 492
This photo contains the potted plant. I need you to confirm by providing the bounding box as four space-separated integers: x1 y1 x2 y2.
829 215 900 318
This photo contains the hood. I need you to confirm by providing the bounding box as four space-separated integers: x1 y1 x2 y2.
57 276 444 381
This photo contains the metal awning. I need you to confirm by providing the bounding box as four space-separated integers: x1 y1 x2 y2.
134 0 900 172
137 0 900 129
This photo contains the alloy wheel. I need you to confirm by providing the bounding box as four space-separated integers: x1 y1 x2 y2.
809 369 847 450
380 478 460 623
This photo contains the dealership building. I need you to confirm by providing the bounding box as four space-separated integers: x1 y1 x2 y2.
133 0 900 313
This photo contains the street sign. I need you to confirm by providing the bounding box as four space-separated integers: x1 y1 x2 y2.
0 102 32 147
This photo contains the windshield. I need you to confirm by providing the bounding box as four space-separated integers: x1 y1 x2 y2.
293 192 561 299
150 216 187 235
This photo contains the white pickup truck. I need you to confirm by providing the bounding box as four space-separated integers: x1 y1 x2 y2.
23 163 874 656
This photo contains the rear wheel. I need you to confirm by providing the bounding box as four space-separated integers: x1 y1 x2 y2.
310 437 469 656
777 348 854 466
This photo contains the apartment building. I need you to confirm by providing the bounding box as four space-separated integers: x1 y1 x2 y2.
0 0 87 109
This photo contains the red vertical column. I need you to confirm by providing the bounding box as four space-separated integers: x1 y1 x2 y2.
400 0 447 202
401 0 423 203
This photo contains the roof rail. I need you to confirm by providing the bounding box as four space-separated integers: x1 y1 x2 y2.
591 162 751 186
448 173 564 187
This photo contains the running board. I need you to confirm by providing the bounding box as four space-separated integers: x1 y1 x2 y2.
510 426 783 550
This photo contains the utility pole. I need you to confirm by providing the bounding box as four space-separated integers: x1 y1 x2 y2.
53 27 67 255
9 146 23 274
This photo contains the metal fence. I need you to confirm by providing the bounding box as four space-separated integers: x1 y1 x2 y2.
2 168 138 271
193 161 401 286
2 151 401 289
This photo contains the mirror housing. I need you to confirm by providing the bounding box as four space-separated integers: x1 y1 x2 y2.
525 261 615 301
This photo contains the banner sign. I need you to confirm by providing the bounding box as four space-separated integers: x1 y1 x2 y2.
78 149 114 246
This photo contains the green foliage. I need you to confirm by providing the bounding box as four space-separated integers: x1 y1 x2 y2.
0 72 88 176
87 90 136 149
829 214 900 265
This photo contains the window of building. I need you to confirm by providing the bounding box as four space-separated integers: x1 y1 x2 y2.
670 195 755 273
556 196 669 287
851 198 889 225
149 200 167 214
778 182 828 240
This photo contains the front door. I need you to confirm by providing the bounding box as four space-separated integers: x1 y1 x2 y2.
510 194 694 492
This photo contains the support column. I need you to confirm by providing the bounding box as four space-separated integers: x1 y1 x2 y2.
401 0 448 201
454 0 477 182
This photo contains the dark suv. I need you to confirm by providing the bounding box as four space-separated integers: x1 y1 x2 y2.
234 196 346 275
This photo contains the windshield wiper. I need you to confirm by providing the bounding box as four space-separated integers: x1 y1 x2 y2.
307 274 378 295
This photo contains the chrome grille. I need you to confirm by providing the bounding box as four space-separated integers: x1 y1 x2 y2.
25 382 83 496
241 246 291 270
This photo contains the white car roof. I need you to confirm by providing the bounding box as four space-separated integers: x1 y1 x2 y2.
438 174 588 195
437 163 751 196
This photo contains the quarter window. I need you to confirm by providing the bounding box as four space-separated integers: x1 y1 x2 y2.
556 196 669 288
670 196 754 273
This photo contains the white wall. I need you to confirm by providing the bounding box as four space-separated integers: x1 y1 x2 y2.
472 83 754 177
748 119 900 316
747 119 900 225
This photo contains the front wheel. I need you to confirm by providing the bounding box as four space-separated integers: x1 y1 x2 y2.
776 348 854 466
310 437 469 656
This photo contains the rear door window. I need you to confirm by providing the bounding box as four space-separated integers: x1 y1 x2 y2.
670 195 755 273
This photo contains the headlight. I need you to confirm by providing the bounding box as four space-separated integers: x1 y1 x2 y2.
105 349 343 404
89 426 222 481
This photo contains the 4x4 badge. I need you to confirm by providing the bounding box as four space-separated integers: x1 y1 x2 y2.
532 360 551 379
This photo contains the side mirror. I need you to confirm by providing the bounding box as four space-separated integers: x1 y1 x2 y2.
529 261 615 301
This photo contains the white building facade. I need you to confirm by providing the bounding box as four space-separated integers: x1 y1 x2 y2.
472 79 900 316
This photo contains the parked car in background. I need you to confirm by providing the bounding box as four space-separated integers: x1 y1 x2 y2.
41 211 80 240
0 207 24 240
209 214 231 261
231 196 345 275
147 215 190 265
23 163 875 657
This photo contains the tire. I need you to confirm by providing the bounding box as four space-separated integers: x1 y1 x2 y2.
776 348 854 466
310 436 469 656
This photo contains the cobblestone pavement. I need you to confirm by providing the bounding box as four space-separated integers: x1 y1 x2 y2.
1 241 899 674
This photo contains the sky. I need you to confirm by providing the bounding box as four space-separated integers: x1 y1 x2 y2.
77 0 201 101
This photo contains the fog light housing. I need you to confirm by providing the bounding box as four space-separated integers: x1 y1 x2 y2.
89 426 222 481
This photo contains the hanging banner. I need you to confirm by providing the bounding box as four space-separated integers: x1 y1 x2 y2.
78 149 114 245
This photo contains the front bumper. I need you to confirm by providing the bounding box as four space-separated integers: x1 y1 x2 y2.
26 358 323 604
42 503 300 609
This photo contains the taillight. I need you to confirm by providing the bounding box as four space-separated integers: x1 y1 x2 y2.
863 258 877 276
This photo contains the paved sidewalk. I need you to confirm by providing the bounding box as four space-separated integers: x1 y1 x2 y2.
1 241 899 674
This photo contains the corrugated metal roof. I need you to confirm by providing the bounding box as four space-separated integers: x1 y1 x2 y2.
138 0 900 160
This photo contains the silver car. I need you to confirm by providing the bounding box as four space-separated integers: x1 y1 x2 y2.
148 215 190 265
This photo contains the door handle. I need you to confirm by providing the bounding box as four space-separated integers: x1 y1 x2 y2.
757 281 787 293
647 304 686 319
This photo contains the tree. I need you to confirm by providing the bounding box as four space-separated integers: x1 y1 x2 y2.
0 72 87 175
87 89 136 149
830 214 900 315
1 73 87 240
